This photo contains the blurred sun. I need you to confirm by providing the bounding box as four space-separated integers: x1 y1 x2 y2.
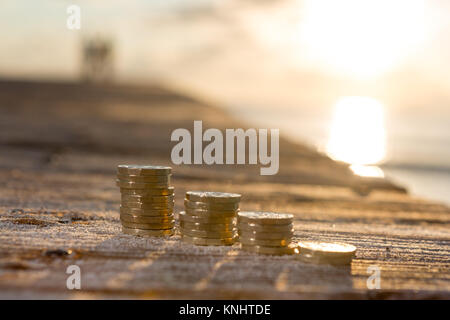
327 96 386 167
299 0 426 77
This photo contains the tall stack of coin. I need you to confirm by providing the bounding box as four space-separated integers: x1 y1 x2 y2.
238 212 295 255
179 191 241 246
116 165 175 237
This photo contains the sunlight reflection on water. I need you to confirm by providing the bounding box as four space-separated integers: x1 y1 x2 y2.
326 96 386 178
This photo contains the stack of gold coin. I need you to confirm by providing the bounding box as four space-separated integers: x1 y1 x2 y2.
116 165 175 237
179 191 241 246
238 212 295 255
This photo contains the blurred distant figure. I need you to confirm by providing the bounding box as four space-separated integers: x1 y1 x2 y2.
81 37 114 82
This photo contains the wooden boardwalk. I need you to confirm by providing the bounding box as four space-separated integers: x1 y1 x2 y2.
0 80 448 299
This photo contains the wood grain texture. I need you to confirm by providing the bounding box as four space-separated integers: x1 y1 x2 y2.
0 80 448 299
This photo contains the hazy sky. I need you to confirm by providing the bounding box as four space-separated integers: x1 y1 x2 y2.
1 1 449 104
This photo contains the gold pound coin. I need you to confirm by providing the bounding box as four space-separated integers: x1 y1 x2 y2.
180 227 236 239
238 212 294 225
185 191 241 203
120 213 174 224
241 244 296 255
239 237 290 247
116 180 171 189
238 222 294 233
184 199 239 211
117 165 171 176
238 229 294 240
295 241 356 265
121 201 174 210
180 221 236 232
120 206 173 217
181 234 236 246
122 226 174 237
185 208 237 218
117 174 171 183
121 194 174 203
178 211 235 224
120 187 174 196
121 220 175 230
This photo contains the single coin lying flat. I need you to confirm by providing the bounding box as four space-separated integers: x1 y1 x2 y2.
294 241 356 265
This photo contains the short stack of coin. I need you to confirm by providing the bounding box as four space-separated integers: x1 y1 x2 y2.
238 212 295 255
179 191 241 246
116 165 175 237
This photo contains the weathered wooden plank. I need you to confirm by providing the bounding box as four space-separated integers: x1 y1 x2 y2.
0 80 448 299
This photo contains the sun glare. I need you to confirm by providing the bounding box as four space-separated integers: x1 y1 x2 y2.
299 0 426 77
350 164 385 178
326 96 386 169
